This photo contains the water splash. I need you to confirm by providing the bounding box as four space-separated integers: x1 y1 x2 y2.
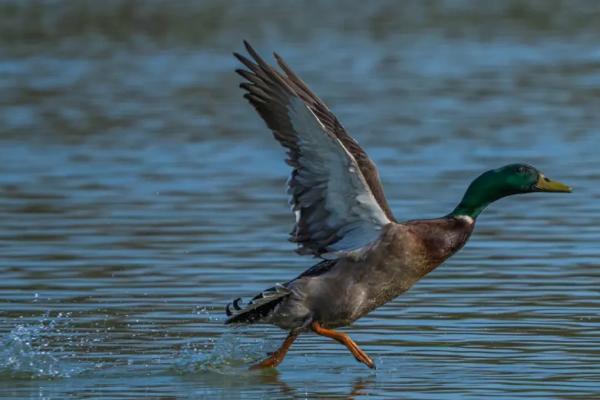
177 306 274 374
174 328 274 376
0 313 84 379
194 305 226 323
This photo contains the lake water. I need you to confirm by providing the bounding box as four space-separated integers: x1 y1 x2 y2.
1 1 599 398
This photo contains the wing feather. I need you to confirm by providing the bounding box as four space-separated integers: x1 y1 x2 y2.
272 49 395 222
236 41 393 257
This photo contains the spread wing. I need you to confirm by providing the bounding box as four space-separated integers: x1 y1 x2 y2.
235 41 395 258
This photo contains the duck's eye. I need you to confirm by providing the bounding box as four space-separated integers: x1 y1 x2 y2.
517 166 526 174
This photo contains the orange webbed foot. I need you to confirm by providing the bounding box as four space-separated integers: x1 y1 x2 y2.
249 331 298 370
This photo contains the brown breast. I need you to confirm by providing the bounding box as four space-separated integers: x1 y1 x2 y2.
406 216 475 268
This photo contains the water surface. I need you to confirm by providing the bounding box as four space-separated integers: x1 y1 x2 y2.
1 1 599 398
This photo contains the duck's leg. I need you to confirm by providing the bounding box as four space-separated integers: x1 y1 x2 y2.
249 331 299 370
311 321 375 369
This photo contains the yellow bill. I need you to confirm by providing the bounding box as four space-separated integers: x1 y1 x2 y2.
535 174 572 193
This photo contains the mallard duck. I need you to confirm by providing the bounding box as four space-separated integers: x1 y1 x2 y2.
225 41 572 370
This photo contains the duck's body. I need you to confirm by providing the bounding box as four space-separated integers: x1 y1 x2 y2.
226 41 571 369
230 217 474 331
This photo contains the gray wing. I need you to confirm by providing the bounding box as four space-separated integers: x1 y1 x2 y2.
271 51 395 222
235 41 392 258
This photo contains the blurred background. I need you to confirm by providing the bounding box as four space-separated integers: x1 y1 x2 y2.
1 1 599 398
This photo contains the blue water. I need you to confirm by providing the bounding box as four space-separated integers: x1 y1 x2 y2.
1 1 599 398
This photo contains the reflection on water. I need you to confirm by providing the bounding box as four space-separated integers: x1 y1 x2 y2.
1 0 599 398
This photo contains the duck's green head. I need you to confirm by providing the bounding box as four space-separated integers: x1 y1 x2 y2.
450 163 571 219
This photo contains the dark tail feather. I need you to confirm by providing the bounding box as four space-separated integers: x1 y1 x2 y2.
225 284 290 325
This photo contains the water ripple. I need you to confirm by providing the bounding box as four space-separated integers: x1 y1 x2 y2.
1 1 599 398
